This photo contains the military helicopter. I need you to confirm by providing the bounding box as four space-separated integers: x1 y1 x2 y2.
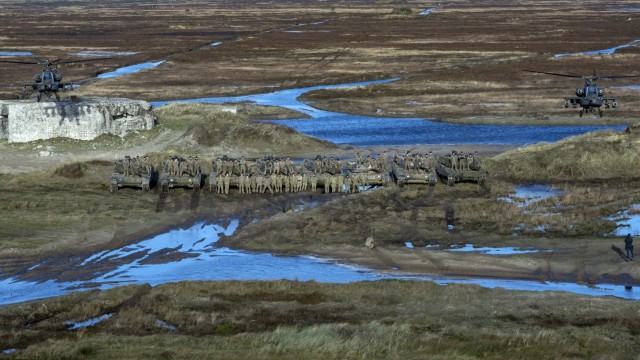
0 57 111 102
524 70 640 117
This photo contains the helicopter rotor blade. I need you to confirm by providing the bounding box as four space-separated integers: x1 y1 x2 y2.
56 57 115 65
0 59 39 65
597 74 640 80
523 70 583 78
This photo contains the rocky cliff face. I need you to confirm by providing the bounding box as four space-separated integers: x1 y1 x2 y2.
0 97 155 143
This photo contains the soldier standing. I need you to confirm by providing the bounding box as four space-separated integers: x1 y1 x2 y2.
330 175 337 193
144 155 153 174
451 151 459 171
223 172 230 194
625 233 634 260
356 152 362 166
459 151 468 171
345 175 352 193
238 173 245 194
186 156 194 176
123 156 131 176
216 173 224 193
311 174 317 192
239 156 247 175
428 151 435 171
194 157 200 175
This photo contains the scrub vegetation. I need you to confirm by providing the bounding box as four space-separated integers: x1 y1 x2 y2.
2 281 640 359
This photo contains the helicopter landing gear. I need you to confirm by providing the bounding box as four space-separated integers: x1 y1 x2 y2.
55 93 60 101
598 108 603 117
579 109 584 117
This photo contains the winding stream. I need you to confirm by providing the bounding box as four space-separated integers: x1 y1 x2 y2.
151 79 625 146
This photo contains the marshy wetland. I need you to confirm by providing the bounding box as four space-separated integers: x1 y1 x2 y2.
2 0 640 358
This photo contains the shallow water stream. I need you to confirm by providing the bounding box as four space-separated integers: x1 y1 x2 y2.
1 220 638 306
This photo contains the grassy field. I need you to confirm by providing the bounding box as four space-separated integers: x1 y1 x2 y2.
1 280 640 359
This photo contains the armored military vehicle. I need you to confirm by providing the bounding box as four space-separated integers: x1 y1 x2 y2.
390 156 436 187
159 156 202 193
346 162 392 187
110 157 155 192
436 154 486 186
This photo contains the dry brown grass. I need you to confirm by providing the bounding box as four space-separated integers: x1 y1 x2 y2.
2 280 640 359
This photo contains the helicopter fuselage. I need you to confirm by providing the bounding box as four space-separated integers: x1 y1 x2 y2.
27 69 67 101
563 81 617 117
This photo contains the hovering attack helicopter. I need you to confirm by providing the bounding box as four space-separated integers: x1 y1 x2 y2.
0 57 110 102
524 70 640 117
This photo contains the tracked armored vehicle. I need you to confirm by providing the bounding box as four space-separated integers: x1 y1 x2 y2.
436 154 486 186
160 156 202 193
390 156 436 187
346 162 392 187
110 157 155 192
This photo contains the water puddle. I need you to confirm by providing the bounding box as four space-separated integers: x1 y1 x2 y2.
608 8 640 11
0 51 32 56
405 242 414 249
498 184 562 207
152 79 625 146
209 41 223 47
2 349 17 355
447 244 549 255
608 204 640 236
1 219 639 305
66 314 113 331
156 319 177 331
612 85 640 90
71 50 137 57
555 39 640 57
419 8 437 15
97 60 165 79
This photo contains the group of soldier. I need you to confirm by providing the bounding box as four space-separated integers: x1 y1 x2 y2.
353 152 389 172
119 155 153 176
450 150 481 172
163 155 202 178
394 151 437 174
214 170 371 195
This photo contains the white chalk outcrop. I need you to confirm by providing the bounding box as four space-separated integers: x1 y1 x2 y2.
0 97 155 143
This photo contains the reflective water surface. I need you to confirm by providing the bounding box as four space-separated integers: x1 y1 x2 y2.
498 184 562 207
151 79 625 146
555 39 640 57
608 204 640 237
66 314 113 331
97 60 165 79
448 244 549 255
1 220 639 306
0 51 32 56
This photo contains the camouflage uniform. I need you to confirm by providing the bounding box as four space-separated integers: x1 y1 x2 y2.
451 151 459 171
223 173 230 194
124 156 131 176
